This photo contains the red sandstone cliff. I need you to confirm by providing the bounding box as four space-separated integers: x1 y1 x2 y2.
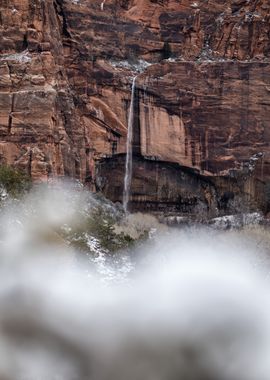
0 0 270 214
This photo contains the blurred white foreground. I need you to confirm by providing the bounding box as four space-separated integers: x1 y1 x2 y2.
0 185 270 380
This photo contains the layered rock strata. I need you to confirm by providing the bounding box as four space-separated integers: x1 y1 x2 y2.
0 0 270 213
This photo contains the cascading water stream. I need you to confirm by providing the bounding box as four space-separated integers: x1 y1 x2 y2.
123 76 137 213
101 0 106 10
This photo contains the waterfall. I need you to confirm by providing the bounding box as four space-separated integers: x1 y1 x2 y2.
101 0 106 10
123 76 137 213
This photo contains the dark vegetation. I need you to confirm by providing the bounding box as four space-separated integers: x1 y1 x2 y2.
60 205 136 254
0 165 31 198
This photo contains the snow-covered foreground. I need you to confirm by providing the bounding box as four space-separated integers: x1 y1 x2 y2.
0 184 270 380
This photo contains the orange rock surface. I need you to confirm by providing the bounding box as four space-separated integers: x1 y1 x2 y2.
0 0 270 213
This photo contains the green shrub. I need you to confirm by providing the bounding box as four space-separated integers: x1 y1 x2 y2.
59 205 136 255
77 207 135 253
0 165 31 197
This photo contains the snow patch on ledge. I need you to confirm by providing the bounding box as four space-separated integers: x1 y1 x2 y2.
0 50 31 63
109 59 151 73
210 212 264 230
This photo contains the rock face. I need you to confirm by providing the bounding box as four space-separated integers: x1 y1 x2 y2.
0 0 87 180
0 0 270 214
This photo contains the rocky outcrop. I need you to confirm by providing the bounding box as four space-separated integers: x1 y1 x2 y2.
0 0 270 213
0 0 86 181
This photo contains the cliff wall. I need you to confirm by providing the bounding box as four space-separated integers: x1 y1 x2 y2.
1 0 270 213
